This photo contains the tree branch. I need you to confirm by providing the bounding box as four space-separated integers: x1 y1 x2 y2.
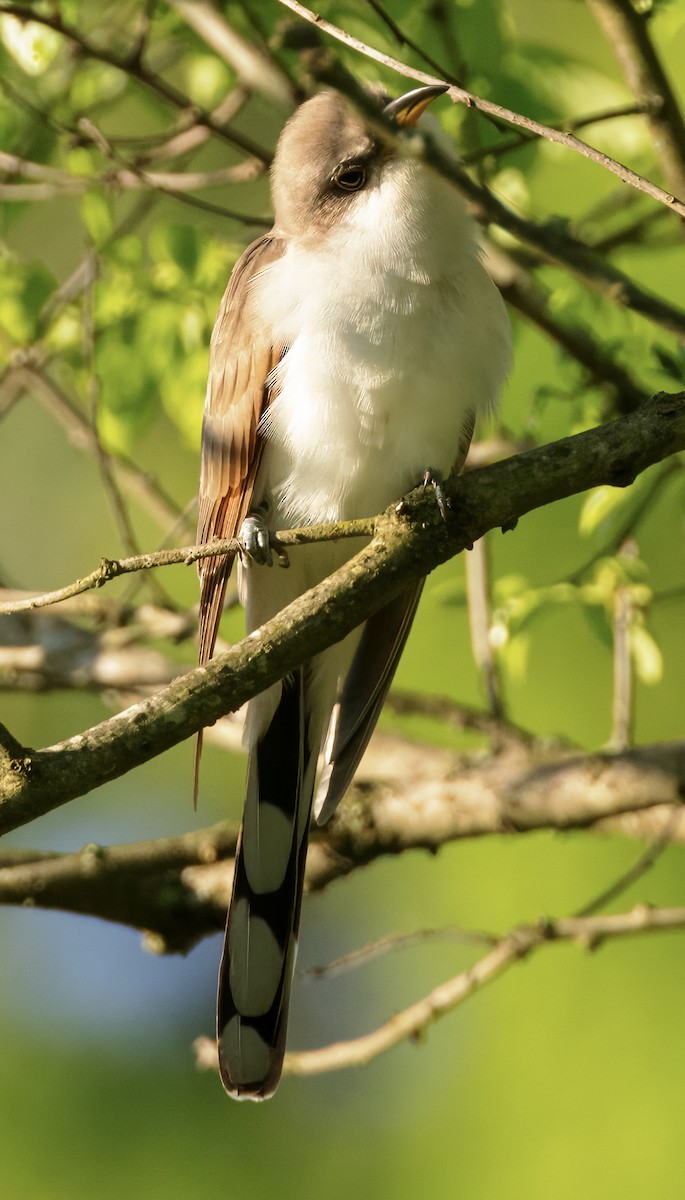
0 391 683 836
1 732 684 944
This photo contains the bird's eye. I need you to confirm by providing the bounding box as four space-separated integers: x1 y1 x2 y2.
333 164 367 193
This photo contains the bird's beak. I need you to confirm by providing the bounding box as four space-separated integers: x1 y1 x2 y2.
383 83 449 128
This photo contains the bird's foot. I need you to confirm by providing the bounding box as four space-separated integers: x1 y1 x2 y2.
422 468 448 521
238 514 289 568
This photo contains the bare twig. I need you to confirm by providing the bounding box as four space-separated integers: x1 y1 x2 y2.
75 117 270 223
0 158 266 202
575 809 679 919
301 925 499 979
462 103 647 166
364 0 461 85
133 86 252 160
0 822 238 951
193 904 685 1078
609 544 637 752
465 536 505 721
0 518 375 617
384 689 534 747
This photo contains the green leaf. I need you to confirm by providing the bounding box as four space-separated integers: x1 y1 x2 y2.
630 625 663 685
66 147 98 179
69 62 125 111
579 485 630 537
183 54 231 108
0 14 61 76
0 258 55 344
579 602 613 651
165 225 200 278
162 349 209 446
80 193 114 247
149 223 202 282
500 630 530 681
653 345 685 385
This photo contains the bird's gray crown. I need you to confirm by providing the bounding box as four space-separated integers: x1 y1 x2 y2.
270 90 382 238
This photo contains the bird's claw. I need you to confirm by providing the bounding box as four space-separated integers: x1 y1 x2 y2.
422 468 448 521
238 515 289 568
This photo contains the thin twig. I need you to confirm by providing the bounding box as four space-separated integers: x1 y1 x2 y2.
364 0 461 86
609 543 637 752
461 103 647 166
0 158 266 201
0 519 376 616
302 925 499 979
277 0 685 219
575 809 679 918
75 118 270 223
385 689 534 746
465 535 505 722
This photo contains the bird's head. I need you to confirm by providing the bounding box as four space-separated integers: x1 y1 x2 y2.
270 84 449 240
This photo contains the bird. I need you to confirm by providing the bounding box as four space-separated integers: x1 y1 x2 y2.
196 82 512 1100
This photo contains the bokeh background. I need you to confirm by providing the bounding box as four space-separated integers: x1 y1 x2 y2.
1 1 685 1197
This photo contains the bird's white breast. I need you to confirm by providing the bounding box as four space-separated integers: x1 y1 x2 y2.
254 158 511 527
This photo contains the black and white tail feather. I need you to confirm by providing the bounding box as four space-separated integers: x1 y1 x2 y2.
216 585 420 1099
217 668 313 1098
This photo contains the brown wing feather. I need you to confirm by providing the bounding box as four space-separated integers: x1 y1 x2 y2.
197 234 286 668
194 234 286 800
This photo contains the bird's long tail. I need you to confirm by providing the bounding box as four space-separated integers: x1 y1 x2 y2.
217 667 315 1099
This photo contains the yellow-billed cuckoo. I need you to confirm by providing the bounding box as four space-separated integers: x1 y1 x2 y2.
196 84 512 1100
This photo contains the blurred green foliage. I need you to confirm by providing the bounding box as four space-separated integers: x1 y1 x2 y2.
1 0 685 1197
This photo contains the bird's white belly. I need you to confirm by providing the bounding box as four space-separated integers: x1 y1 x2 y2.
264 306 467 524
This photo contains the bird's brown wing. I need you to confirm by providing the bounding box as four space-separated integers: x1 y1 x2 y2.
195 234 285 798
196 233 286 669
